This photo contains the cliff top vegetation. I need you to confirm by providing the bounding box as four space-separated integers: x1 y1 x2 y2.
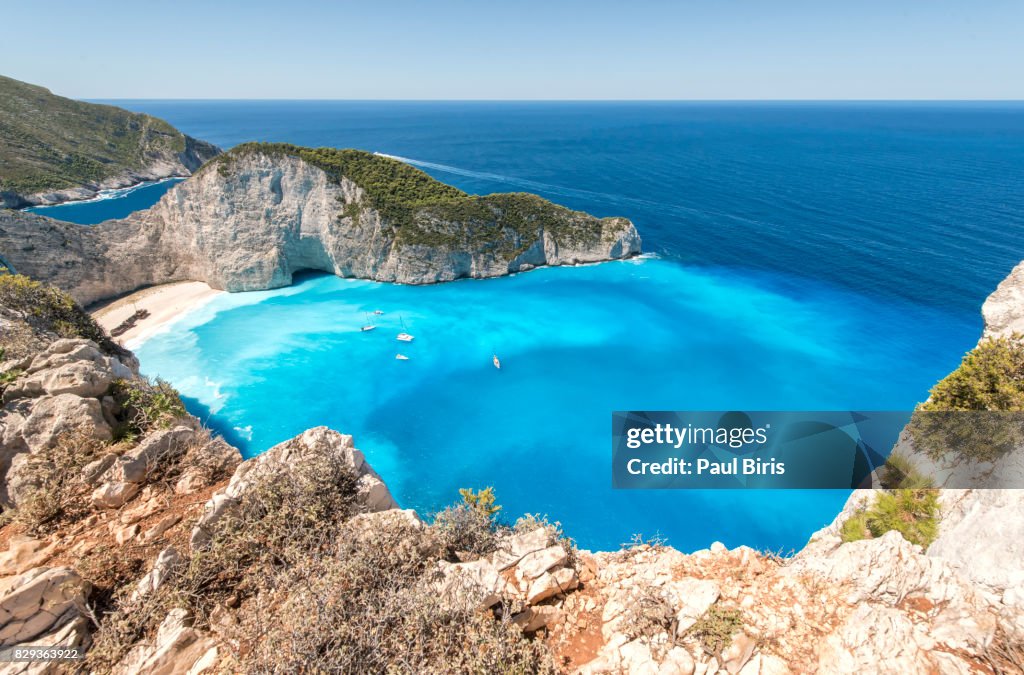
0 74 215 196
211 142 630 252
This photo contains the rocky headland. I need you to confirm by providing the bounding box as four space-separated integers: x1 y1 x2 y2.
0 254 1023 672
0 75 220 209
0 143 641 306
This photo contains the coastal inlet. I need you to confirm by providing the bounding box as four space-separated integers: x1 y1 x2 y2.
132 258 965 552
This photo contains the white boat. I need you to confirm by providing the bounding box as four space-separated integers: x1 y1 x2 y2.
373 310 384 315
493 354 501 369
396 315 414 342
395 354 410 360
361 312 376 332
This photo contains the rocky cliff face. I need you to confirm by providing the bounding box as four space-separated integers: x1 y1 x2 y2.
981 259 1024 340
0 146 641 306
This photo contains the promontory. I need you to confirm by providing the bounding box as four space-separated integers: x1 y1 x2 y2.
0 143 642 306
0 74 220 209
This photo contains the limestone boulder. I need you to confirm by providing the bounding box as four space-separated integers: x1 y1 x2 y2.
515 545 568 581
133 547 182 602
91 481 140 509
113 608 219 675
668 578 721 635
102 425 197 484
491 526 554 570
0 567 91 646
816 603 977 674
526 566 579 604
434 558 514 611
0 536 57 577
191 427 396 549
17 394 111 454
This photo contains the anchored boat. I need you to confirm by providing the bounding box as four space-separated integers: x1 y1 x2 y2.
397 315 414 342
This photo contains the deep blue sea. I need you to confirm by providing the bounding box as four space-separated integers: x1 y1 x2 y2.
26 178 184 224
32 102 1024 552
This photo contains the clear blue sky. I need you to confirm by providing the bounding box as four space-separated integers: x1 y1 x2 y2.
3 0 1021 100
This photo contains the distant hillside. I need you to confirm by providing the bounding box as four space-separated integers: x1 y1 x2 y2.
0 74 220 208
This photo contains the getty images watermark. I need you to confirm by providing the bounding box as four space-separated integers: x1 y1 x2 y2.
612 411 1024 489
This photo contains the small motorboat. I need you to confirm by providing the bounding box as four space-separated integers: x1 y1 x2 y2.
395 354 410 361
493 354 501 369
373 310 384 315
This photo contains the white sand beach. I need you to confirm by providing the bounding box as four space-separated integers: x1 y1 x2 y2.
90 281 222 348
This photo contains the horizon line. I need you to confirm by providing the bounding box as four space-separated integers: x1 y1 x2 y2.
87 97 1024 104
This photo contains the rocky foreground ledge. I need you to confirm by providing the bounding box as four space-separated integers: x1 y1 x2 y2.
1 267 1024 673
0 143 641 306
0 336 1021 674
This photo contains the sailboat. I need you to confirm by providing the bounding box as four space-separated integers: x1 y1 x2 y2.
396 315 414 342
493 354 501 369
360 312 376 332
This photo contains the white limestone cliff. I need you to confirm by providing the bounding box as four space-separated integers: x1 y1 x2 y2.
0 149 641 306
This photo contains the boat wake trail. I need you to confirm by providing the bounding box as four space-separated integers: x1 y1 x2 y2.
374 153 782 231
375 152 601 201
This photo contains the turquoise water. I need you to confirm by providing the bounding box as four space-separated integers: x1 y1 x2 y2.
134 259 971 551
32 101 1022 550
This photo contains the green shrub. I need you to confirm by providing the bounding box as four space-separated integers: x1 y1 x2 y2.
111 377 187 435
840 489 939 548
878 450 935 489
459 486 501 516
920 334 1024 411
0 273 128 359
0 367 22 386
431 502 500 558
687 605 744 657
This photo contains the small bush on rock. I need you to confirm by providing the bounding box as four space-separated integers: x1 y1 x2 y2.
840 489 939 548
460 485 501 516
0 273 127 359
0 367 23 388
111 377 187 437
622 587 677 643
432 502 500 559
920 333 1024 411
878 450 935 489
11 431 110 534
687 605 744 657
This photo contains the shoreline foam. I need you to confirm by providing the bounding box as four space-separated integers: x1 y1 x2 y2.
90 280 222 349
22 176 187 211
